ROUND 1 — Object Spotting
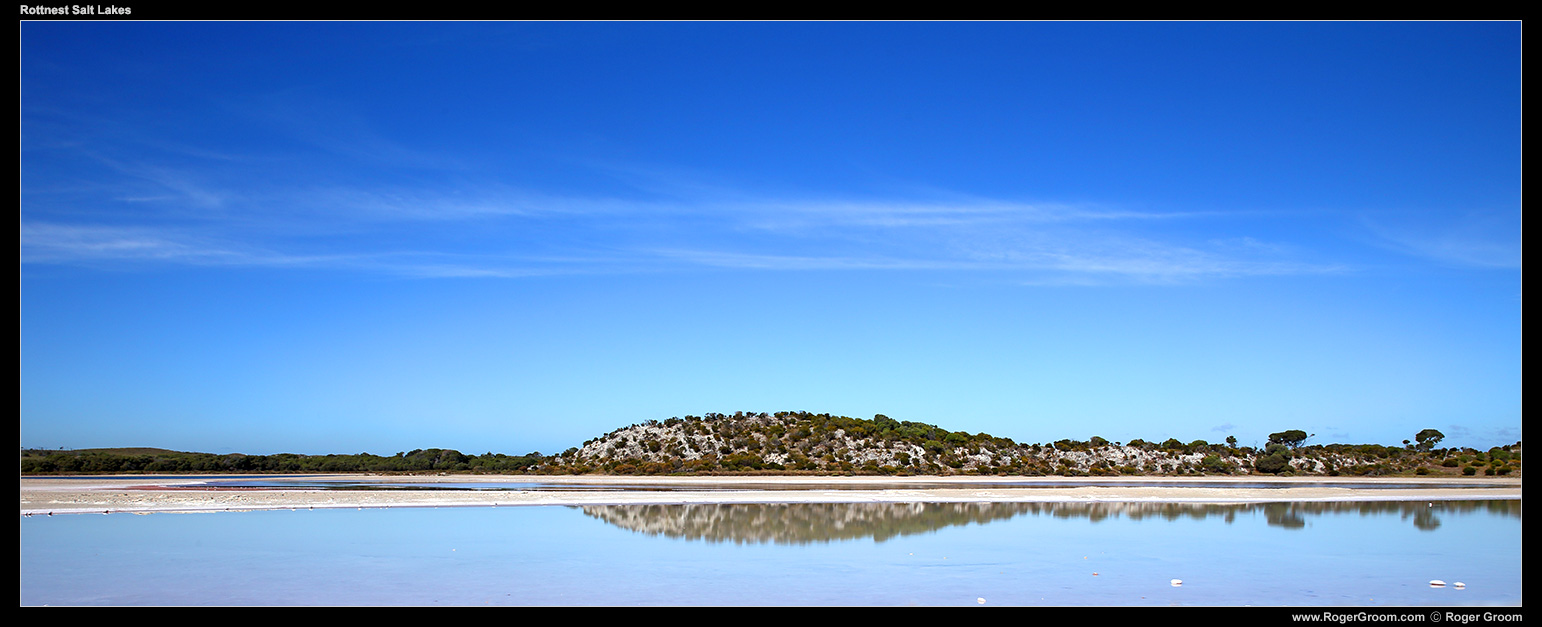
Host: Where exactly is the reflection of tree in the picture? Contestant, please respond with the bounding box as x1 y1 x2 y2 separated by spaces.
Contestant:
578 499 1518 542
1410 507 1441 531
1484 499 1523 520
1262 503 1307 529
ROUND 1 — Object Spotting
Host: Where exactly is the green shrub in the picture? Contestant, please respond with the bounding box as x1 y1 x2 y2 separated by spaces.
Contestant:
1201 454 1233 474
1254 453 1290 474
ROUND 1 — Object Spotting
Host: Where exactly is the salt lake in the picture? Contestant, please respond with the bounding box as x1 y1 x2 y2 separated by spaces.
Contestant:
19 499 1521 606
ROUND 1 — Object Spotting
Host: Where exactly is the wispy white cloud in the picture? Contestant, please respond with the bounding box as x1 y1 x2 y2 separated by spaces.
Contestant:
394 257 645 279
21 222 240 264
994 240 1346 282
24 82 1366 284
1359 210 1522 269
19 221 347 269
69 153 234 212
647 231 1346 283
304 186 679 224
17 120 1363 285
19 220 653 279
19 186 1355 285
660 197 1349 283
735 199 1218 233
646 249 985 271
1490 426 1522 443
232 90 471 172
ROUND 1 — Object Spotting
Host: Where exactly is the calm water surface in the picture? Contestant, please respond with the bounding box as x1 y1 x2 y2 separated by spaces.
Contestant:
19 500 1521 606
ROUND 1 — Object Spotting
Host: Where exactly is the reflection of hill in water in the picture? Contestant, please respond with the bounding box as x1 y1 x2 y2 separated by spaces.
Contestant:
579 500 1520 544
581 502 1023 544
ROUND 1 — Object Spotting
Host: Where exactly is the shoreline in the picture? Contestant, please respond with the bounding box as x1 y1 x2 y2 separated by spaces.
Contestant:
19 474 1522 516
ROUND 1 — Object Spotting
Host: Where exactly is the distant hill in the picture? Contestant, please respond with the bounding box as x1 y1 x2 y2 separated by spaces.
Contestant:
21 447 185 457
535 411 1521 478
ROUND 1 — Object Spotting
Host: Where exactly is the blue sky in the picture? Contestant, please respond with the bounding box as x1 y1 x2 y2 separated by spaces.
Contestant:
20 21 1521 455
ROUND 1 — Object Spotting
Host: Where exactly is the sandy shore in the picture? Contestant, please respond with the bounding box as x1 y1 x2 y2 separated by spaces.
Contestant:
18 474 1521 516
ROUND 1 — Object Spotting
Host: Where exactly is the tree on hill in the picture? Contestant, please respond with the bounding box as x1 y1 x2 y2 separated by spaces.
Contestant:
1415 429 1445 452
1268 430 1310 449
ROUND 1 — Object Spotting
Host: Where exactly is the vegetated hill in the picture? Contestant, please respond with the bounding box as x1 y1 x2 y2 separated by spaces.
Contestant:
19 413 1521 477
537 411 1522 477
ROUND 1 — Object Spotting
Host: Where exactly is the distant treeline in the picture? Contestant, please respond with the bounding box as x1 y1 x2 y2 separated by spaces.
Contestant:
18 447 542 474
18 411 1523 477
